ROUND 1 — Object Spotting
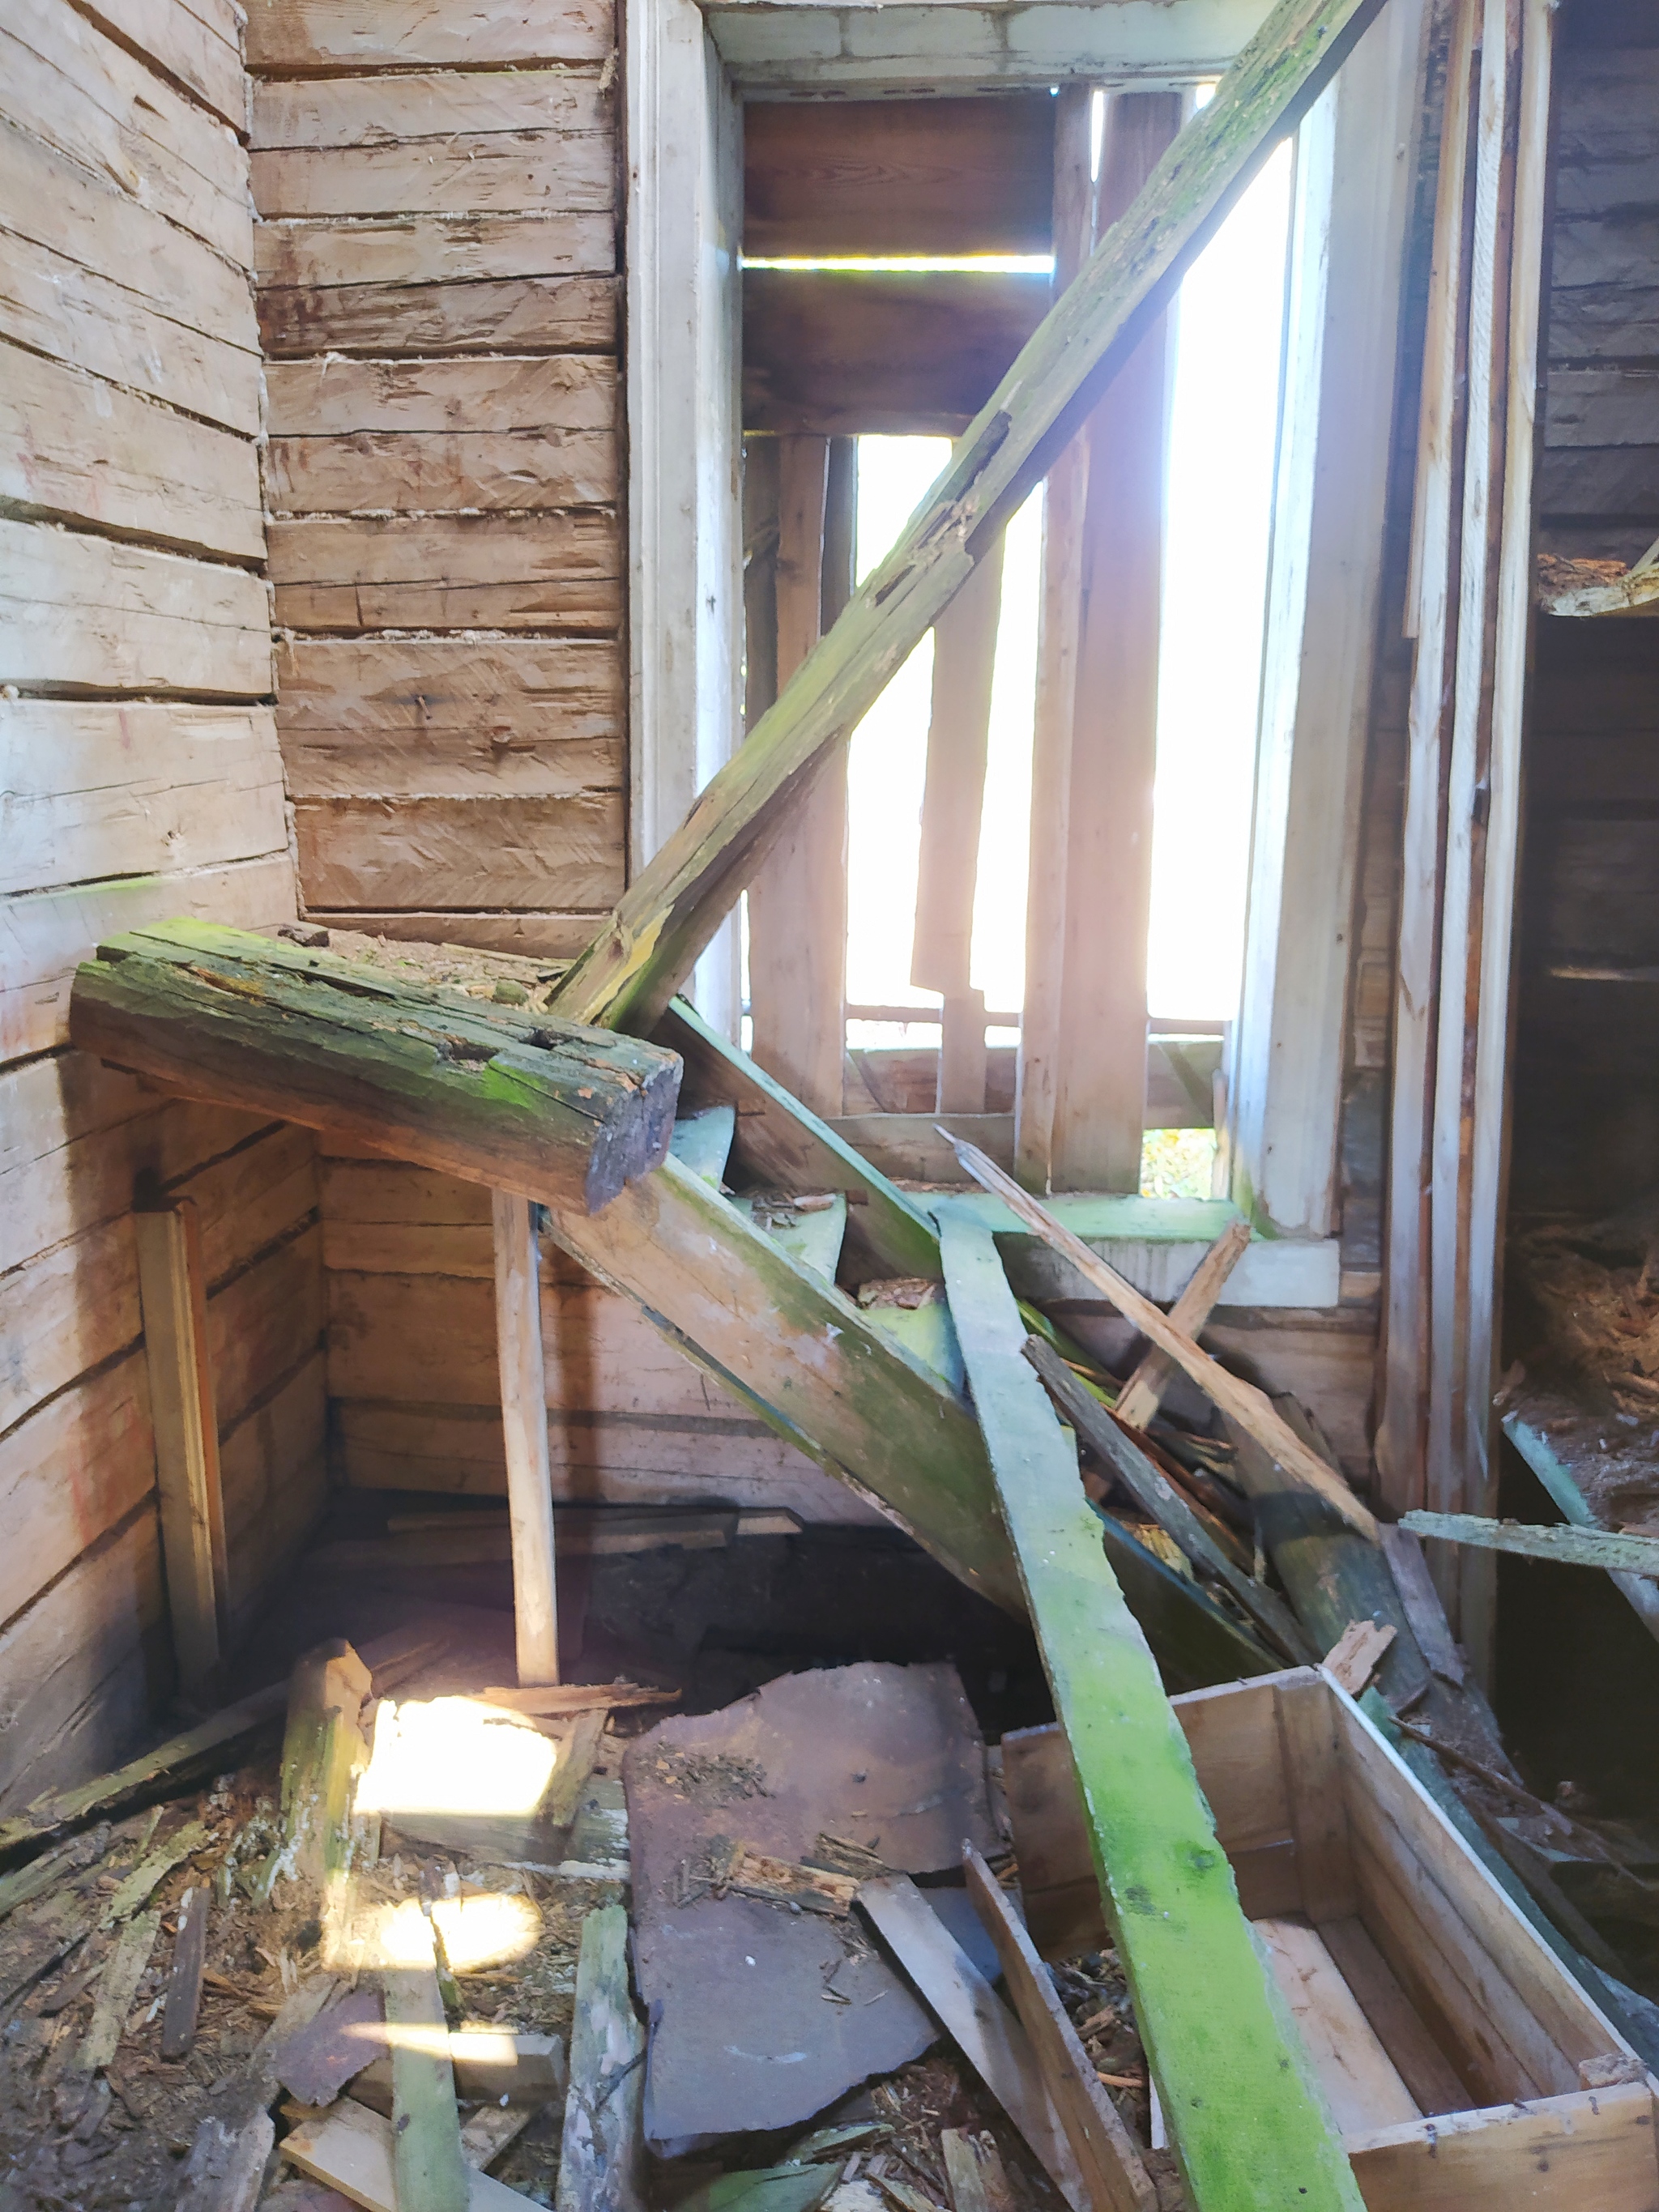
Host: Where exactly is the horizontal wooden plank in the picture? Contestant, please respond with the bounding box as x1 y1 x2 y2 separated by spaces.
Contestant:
292 792 625 909
1549 283 1659 364
1534 815 1659 967
247 0 611 69
0 853 296 1062
0 343 262 563
0 1216 140 1438
0 225 261 436
331 1395 880 1518
268 513 621 633
255 211 615 291
254 66 608 146
1347 2084 1659 2212
177 1122 321 1290
0 115 258 356
0 1511 168 1814
266 433 616 512
706 0 1272 91
744 267 1048 435
258 272 618 357
1550 213 1659 296
220 1349 328 1632
208 1222 326 1434
304 910 602 955
0 519 271 697
1545 367 1659 449
265 354 613 435
1537 445 1659 521
1 702 287 900
0 1356 153 1638
744 94 1053 257
0 0 251 266
274 634 623 736
85 0 245 128
284 735 621 799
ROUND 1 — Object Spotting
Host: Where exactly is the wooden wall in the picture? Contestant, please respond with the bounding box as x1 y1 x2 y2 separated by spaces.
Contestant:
247 0 626 956
0 0 325 1806
1510 0 1659 1225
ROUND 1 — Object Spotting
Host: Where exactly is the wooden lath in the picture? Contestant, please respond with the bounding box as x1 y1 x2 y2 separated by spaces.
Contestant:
548 0 1393 1038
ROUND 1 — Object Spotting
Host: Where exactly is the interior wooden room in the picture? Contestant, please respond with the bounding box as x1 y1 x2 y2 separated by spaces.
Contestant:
7 0 1659 2206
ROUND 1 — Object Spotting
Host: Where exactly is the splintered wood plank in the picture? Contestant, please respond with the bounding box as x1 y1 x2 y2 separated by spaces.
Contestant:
857 1874 1086 2205
247 0 613 70
134 1198 228 1697
744 96 1056 258
161 1883 209 2059
0 520 271 698
70 920 680 1217
962 1846 1156 2212
557 1903 644 2212
544 1157 1018 1610
1115 1219 1252 1429
268 515 621 635
1252 1916 1419 2136
936 1205 1363 2212
550 0 1391 1034
0 343 262 564
493 1191 558 1685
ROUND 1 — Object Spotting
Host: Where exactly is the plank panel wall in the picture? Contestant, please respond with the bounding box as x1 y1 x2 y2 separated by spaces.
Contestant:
1510 2 1659 1226
248 0 626 954
0 0 326 1808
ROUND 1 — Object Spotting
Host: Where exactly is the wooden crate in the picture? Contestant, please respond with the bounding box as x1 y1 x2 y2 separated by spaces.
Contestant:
1002 1669 1659 2210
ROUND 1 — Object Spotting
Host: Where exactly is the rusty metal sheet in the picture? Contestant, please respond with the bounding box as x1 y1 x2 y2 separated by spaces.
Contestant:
625 1662 996 2152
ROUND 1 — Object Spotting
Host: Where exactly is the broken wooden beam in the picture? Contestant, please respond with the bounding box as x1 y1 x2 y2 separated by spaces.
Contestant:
1115 1218 1251 1430
945 1134 1377 1539
1026 1336 1313 1667
1401 1512 1659 1576
557 1903 645 2212
548 0 1390 1034
161 1883 209 2061
70 919 681 1216
258 1639 371 1920
936 1203 1363 2212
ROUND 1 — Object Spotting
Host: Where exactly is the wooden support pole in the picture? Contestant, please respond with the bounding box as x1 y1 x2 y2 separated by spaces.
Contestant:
1021 91 1182 1195
936 1204 1363 2212
914 536 1008 1114
748 434 847 1117
493 1191 559 1686
133 1193 226 1700
548 0 1392 1037
72 921 681 1217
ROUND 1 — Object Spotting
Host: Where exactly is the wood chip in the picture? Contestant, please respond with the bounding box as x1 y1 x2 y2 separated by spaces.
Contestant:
1322 1618 1397 1697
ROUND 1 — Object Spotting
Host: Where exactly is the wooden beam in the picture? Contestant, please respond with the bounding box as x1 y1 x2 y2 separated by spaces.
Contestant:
914 535 1007 1115
1115 1217 1251 1429
1025 1336 1314 1665
1401 1512 1659 1576
387 1925 469 2212
559 1903 645 2212
70 920 681 1216
133 1194 226 1699
1377 0 1481 1513
748 434 847 1117
549 0 1393 1037
1051 90 1181 1192
935 1204 1363 2212
962 1844 1156 2212
944 1132 1378 1537
493 1191 558 1685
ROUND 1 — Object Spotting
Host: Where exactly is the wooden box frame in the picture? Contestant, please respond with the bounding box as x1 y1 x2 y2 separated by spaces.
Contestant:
1002 1669 1659 2210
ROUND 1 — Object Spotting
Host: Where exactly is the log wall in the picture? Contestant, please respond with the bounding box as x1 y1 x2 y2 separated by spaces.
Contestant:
247 0 627 955
0 0 325 1806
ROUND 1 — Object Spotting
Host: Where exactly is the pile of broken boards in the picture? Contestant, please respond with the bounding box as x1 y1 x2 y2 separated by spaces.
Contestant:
0 1630 1163 2212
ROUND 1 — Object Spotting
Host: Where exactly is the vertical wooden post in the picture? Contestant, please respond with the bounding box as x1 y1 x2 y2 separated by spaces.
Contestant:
747 433 847 1115
493 1191 559 1686
1017 90 1179 1193
134 1195 226 1700
913 536 1008 1115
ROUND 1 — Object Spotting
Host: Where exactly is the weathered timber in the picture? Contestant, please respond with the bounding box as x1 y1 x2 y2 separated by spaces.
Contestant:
936 1204 1362 2212
387 1918 469 2212
543 1154 1020 1612
941 2129 1017 2212
657 996 941 1281
70 921 679 1216
945 1135 1378 1538
75 1909 160 2073
1501 1407 1659 1647
260 1641 371 1917
557 1903 645 2212
493 1191 559 1685
1115 1218 1251 1430
548 0 1390 1033
1026 1336 1313 1666
1402 1512 1659 1575
284 2096 526 2208
161 1883 209 2060
963 1845 1155 2212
